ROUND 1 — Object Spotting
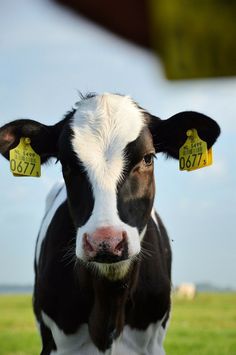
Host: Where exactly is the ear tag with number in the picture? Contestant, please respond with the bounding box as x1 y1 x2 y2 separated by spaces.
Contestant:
9 137 41 177
179 129 213 171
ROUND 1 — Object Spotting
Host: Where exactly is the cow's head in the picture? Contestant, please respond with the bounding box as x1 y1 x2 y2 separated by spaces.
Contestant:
0 93 220 280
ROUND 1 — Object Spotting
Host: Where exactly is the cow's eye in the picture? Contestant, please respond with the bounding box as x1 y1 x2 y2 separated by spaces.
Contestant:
143 153 155 166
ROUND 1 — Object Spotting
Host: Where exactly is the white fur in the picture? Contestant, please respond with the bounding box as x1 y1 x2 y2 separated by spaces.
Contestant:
72 94 144 190
42 311 167 355
71 94 145 278
140 225 147 241
151 209 161 235
35 182 66 264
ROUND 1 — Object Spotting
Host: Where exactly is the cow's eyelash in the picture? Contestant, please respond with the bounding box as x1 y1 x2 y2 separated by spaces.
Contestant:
143 153 156 166
152 153 157 159
144 152 156 158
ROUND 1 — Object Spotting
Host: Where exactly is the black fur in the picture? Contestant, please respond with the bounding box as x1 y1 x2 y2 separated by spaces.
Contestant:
0 94 220 353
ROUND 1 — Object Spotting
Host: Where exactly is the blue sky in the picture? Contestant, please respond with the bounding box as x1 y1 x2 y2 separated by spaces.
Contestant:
0 0 235 288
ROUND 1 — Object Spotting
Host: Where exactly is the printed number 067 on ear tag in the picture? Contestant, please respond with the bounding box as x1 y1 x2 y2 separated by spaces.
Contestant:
9 137 41 177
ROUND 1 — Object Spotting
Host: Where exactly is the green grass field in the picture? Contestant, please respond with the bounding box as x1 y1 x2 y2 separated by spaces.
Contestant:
0 293 235 355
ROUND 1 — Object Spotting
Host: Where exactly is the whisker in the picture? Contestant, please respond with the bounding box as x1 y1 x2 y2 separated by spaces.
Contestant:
61 238 77 266
140 248 153 259
141 240 154 247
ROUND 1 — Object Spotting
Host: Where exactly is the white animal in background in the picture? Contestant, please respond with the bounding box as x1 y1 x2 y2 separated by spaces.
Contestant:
175 283 197 300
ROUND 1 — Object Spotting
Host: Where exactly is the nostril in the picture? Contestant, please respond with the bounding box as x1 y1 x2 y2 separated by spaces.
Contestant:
115 239 124 252
114 231 127 252
84 233 94 252
122 231 128 239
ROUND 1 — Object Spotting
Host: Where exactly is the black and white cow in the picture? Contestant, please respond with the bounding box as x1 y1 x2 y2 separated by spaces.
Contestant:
0 93 220 354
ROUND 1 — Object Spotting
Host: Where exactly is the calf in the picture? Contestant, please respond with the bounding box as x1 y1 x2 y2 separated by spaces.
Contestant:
0 93 220 354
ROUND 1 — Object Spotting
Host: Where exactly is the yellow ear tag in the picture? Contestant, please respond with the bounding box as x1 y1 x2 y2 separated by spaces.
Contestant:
9 137 41 177
179 129 213 171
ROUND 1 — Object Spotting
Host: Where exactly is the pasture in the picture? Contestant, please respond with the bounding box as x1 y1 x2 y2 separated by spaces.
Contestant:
0 293 235 355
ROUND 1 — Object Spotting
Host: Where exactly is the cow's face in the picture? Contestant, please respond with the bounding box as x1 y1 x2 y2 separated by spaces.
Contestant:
58 94 156 279
0 93 221 280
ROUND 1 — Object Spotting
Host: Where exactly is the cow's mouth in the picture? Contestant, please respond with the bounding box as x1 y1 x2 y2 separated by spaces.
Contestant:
89 249 129 264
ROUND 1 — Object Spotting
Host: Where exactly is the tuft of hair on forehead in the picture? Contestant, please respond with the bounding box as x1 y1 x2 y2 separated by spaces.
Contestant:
71 93 145 190
76 91 97 102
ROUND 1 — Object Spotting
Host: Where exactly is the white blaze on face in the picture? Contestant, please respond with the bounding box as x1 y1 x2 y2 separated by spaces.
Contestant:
71 94 145 278
72 94 144 190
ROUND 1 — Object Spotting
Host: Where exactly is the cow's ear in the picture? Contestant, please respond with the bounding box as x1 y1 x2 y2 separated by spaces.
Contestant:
149 111 221 159
0 118 67 163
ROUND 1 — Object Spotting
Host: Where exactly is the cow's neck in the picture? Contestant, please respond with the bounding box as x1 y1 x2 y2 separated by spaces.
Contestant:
77 261 139 351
